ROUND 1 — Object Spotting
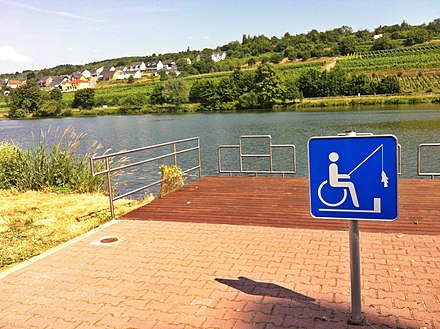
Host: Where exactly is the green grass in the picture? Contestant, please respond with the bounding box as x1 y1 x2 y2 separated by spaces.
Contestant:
0 190 153 271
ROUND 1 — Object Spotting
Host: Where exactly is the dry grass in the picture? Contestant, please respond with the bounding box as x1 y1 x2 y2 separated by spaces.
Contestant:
0 190 153 271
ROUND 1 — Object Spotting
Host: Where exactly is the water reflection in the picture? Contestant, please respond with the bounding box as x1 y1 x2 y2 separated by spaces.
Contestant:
1 105 439 189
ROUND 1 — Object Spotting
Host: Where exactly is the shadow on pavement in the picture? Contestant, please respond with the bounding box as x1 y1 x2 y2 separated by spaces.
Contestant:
215 276 315 302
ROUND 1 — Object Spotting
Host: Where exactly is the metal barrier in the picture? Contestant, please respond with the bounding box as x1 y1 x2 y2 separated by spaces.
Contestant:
218 135 296 176
418 143 440 179
90 137 202 217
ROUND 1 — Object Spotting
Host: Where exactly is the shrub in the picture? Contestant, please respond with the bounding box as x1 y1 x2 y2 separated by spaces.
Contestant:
0 143 23 189
159 164 185 197
238 91 260 109
72 88 95 109
377 75 401 94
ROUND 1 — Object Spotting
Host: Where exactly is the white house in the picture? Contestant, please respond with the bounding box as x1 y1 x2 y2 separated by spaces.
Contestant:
211 51 226 62
162 59 176 70
116 70 131 80
115 65 128 72
132 70 142 79
81 69 91 79
373 34 383 40
129 61 146 72
90 67 104 77
145 60 163 73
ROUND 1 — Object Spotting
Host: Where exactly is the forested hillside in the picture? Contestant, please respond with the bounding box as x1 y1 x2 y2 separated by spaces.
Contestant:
1 18 439 80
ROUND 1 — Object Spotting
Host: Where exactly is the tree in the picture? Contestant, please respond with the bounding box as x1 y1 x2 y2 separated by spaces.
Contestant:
161 79 189 106
323 67 349 96
247 57 256 66
282 77 302 101
72 88 95 109
254 63 284 107
270 52 284 64
404 28 429 46
127 75 135 84
338 37 357 55
176 58 191 74
150 84 164 105
49 88 62 102
26 72 36 81
298 68 323 98
349 74 373 95
231 69 251 94
372 34 395 51
8 81 44 118
377 76 401 94
217 77 239 102
189 80 218 105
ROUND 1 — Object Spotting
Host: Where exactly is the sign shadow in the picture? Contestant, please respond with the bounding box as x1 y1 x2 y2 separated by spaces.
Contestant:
215 276 315 302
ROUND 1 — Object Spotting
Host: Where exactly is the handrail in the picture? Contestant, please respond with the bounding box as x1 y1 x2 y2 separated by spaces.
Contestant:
218 135 296 177
90 137 202 217
417 143 440 179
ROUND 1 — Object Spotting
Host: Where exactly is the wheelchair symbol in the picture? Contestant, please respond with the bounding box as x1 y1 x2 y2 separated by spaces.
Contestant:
317 149 387 214
318 179 347 207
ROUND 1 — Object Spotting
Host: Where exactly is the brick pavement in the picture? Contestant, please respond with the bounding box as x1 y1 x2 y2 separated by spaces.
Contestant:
0 219 439 329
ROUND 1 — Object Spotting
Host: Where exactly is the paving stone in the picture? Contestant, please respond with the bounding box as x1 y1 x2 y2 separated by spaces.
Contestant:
0 220 439 328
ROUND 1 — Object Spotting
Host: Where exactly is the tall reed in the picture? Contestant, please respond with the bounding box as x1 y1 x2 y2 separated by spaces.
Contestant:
0 127 108 193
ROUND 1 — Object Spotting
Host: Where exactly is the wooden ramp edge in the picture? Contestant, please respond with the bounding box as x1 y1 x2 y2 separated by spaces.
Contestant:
121 176 440 235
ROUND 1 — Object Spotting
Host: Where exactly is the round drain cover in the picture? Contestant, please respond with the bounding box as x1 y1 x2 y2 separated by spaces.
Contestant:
100 237 118 244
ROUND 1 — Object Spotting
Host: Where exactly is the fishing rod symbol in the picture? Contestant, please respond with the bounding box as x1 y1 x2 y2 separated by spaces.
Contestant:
318 144 388 212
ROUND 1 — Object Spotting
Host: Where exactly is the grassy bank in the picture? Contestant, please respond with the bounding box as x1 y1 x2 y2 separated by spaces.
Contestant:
278 92 440 110
1 92 439 119
0 190 153 271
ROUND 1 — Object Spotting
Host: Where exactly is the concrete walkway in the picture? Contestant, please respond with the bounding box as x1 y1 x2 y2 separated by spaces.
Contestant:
0 219 439 328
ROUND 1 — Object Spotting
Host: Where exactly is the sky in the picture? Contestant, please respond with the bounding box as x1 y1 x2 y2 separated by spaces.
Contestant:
0 0 439 74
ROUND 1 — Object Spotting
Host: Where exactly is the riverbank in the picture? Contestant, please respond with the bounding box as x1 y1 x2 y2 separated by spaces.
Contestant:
286 92 440 109
0 190 153 271
1 92 440 119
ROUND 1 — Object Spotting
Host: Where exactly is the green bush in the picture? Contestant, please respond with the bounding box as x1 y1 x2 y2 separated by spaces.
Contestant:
72 88 95 109
159 164 185 197
0 143 24 189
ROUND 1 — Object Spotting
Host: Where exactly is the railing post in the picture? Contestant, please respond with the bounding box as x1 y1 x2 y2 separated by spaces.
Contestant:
105 157 115 218
173 142 178 167
197 138 202 178
269 136 273 172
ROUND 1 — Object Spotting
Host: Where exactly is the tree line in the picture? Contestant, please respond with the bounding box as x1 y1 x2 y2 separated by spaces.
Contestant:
7 82 96 118
6 63 402 117
151 64 401 110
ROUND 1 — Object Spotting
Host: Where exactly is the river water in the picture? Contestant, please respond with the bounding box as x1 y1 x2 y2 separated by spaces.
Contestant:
1 104 439 192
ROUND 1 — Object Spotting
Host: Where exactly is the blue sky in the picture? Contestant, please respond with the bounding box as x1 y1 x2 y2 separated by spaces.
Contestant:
0 0 439 74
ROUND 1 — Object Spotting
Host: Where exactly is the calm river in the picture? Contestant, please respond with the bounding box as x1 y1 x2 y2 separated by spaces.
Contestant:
1 104 440 189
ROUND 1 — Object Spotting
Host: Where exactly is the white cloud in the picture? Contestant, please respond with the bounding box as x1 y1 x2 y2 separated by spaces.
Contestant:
0 45 32 63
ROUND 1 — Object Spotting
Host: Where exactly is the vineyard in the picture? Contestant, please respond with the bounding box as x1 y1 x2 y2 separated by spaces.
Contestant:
338 45 440 73
397 73 440 92
277 61 325 80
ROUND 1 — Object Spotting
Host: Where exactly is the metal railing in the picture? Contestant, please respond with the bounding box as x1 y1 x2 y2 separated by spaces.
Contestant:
218 135 296 176
418 143 440 179
90 137 202 217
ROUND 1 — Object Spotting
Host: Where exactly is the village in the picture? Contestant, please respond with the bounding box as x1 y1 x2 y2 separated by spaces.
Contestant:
0 51 228 95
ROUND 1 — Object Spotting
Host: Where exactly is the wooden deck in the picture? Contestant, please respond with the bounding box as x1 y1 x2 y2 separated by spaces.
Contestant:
122 176 440 235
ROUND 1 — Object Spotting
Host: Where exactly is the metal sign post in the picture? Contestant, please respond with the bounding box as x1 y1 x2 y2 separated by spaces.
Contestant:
308 132 398 325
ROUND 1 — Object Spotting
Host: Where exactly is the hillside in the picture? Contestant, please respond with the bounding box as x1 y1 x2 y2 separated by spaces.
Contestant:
1 18 439 80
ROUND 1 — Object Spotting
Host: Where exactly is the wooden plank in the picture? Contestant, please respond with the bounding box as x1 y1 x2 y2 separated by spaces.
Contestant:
121 177 440 235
